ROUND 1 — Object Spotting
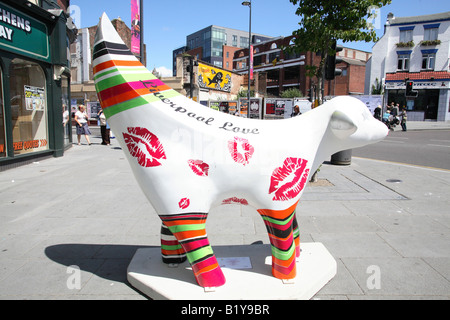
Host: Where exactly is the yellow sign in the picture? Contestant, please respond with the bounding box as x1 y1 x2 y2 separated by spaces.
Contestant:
198 63 232 92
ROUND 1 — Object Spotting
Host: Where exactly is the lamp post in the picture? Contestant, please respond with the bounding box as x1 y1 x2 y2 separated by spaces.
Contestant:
242 0 251 118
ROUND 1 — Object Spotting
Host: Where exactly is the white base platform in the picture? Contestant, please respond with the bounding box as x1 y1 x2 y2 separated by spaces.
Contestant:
127 243 336 300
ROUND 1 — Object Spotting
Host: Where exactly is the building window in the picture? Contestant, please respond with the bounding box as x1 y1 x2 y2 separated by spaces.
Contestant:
9 58 49 156
424 24 440 41
0 66 5 158
424 28 438 41
240 37 249 49
232 35 238 47
397 54 410 71
399 27 414 43
422 53 436 70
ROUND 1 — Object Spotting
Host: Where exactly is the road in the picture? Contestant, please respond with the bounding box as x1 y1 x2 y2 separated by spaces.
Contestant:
352 129 450 170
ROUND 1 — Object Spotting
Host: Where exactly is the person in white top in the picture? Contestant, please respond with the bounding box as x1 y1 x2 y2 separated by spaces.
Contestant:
75 105 92 145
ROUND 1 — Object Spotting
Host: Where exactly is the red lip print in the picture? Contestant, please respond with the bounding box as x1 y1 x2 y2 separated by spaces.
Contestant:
188 160 210 177
179 198 190 209
123 127 166 168
228 137 254 166
269 157 310 201
222 197 249 206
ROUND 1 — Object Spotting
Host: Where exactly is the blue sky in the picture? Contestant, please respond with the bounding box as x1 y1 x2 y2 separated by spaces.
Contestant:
71 0 450 76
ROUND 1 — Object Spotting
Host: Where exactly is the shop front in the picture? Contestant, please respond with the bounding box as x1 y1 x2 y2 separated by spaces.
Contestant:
385 72 450 122
0 1 75 170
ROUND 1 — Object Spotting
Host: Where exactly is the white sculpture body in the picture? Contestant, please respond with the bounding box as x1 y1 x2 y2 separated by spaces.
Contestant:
93 13 388 288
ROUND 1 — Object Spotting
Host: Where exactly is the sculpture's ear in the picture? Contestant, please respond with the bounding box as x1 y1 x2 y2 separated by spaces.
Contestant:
330 110 357 139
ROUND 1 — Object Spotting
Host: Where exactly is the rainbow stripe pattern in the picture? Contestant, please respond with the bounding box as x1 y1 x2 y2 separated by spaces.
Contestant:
93 37 180 119
160 213 226 287
160 224 187 264
258 201 300 279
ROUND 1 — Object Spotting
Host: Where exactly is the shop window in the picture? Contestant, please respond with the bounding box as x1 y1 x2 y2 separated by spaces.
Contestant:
9 59 48 155
61 75 71 146
0 67 5 158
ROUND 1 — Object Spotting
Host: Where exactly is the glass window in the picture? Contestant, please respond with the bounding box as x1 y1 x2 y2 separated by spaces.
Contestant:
240 37 249 49
9 58 48 155
61 75 71 146
400 29 413 43
424 28 438 41
422 53 436 70
397 54 410 71
0 66 6 158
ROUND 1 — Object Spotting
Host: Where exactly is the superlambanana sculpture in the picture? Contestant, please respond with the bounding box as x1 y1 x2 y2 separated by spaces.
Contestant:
93 13 388 288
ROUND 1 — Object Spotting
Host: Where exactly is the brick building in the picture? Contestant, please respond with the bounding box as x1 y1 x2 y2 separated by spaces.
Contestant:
233 35 371 99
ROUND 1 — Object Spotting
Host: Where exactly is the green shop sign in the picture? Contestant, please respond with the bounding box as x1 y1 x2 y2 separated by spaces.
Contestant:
0 3 50 62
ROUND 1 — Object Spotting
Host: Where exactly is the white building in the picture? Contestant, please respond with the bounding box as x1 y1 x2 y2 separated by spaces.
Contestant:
366 12 450 121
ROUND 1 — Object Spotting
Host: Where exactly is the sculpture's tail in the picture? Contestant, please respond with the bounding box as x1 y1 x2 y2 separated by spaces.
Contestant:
93 13 180 119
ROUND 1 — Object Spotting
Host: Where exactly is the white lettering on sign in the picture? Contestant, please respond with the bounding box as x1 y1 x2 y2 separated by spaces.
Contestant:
0 24 13 41
0 8 32 33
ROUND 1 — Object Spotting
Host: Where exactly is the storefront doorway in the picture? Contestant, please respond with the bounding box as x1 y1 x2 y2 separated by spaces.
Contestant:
388 89 439 120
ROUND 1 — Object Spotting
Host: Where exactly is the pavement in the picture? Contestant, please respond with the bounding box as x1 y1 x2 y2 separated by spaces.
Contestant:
0 122 449 300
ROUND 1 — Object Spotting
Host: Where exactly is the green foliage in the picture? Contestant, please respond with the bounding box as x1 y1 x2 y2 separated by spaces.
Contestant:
371 77 383 95
238 89 255 98
280 88 304 98
287 0 392 103
289 0 392 54
396 41 415 48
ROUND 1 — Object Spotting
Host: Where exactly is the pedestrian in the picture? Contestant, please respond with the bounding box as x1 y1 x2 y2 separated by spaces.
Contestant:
400 107 407 132
392 103 399 117
98 109 111 145
291 105 301 117
75 105 92 145
374 105 382 121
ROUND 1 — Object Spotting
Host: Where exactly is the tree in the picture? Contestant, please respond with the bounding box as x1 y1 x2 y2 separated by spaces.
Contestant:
280 88 304 98
288 0 391 104
371 77 383 95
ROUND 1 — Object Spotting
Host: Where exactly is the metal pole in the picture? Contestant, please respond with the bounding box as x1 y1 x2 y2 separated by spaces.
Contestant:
247 0 251 118
140 0 144 64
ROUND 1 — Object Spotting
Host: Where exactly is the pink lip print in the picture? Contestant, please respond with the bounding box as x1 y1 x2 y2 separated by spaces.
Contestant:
179 198 190 209
123 127 167 168
228 137 254 166
222 197 249 206
188 160 210 177
269 157 310 201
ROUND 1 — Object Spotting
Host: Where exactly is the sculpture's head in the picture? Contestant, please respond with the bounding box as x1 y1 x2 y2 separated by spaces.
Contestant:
326 96 389 151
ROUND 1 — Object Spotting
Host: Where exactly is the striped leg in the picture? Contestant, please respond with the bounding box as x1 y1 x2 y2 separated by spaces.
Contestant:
160 213 226 288
160 223 187 264
292 213 301 258
258 201 299 280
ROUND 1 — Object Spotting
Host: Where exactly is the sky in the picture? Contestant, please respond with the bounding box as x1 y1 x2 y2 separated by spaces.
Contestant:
71 0 450 76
